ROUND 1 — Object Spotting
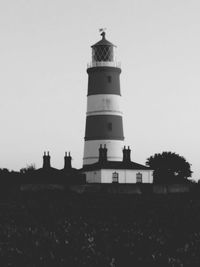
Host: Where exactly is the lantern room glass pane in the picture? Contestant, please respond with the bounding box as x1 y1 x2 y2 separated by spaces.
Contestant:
92 46 114 62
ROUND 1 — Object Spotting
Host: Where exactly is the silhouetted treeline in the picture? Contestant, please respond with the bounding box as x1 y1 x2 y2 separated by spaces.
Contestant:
0 168 85 186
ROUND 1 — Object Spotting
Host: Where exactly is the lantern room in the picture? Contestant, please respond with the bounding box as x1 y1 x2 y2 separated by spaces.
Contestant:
88 31 120 68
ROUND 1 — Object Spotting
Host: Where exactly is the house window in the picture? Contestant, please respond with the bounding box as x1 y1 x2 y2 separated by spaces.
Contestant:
107 76 112 83
108 122 112 131
112 172 119 183
136 172 142 183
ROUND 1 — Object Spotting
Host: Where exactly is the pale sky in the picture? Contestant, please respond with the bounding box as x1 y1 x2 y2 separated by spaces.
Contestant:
0 0 200 180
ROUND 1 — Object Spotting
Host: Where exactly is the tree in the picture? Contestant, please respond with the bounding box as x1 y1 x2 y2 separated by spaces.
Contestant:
0 168 9 174
20 164 36 174
146 152 192 184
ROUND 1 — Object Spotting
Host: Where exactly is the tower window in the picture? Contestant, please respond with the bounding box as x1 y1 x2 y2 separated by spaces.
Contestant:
112 172 119 183
136 173 142 183
107 76 112 83
108 122 112 131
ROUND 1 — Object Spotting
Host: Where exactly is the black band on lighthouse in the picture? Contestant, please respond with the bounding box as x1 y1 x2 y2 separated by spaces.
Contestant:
87 67 121 96
85 115 124 141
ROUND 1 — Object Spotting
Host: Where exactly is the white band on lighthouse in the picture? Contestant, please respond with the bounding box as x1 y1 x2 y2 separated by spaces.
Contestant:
86 94 122 116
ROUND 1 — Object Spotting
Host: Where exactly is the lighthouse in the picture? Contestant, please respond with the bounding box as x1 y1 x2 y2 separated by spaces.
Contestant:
83 31 124 165
81 31 153 183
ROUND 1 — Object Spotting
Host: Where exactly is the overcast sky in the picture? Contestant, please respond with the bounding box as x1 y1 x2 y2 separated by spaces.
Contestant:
0 0 199 180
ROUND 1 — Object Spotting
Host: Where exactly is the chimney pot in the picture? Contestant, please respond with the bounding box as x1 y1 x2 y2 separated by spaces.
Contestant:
64 152 72 170
43 151 51 169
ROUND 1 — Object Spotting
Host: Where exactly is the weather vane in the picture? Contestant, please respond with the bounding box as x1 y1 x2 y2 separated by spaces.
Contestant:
99 28 107 38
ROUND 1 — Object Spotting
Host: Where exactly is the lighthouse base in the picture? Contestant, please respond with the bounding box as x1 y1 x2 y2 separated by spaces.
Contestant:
83 140 124 166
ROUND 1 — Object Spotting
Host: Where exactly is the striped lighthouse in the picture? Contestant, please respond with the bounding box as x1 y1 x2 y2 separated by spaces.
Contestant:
83 31 124 165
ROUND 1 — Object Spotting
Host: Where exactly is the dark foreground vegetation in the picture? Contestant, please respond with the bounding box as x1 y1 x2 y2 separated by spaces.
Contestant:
1 189 200 266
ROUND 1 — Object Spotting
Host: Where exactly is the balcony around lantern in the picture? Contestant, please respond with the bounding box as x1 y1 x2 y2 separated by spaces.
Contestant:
87 61 121 69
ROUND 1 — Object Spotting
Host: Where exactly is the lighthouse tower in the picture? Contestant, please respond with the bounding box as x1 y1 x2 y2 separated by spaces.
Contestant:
83 31 124 165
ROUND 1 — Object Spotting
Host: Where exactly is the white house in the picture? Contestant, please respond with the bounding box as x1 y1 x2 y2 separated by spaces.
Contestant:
82 145 153 184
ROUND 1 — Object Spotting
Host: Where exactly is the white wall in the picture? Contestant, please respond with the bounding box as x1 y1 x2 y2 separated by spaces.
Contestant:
85 170 101 183
85 169 153 183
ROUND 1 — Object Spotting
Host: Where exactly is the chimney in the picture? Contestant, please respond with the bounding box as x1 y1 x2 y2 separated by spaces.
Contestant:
127 146 131 162
99 144 107 164
123 146 127 162
64 152 72 170
99 144 103 163
123 146 131 163
43 151 51 169
103 144 107 162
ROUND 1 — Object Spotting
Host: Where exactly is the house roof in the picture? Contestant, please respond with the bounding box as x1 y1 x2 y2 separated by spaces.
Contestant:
81 160 152 172
36 167 59 174
35 167 78 175
60 168 79 174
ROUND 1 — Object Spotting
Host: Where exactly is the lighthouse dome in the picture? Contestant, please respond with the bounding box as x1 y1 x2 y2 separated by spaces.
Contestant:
91 36 116 48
